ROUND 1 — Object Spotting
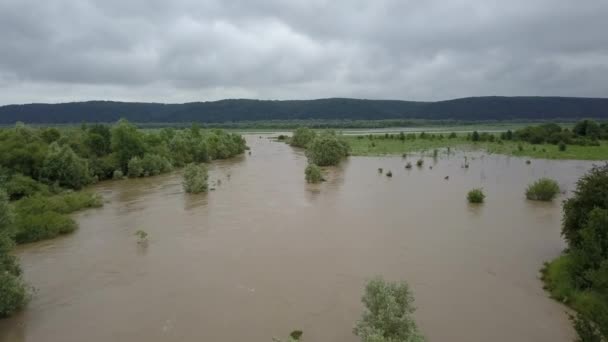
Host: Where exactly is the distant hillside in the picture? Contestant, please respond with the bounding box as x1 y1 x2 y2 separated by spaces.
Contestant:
1 96 607 124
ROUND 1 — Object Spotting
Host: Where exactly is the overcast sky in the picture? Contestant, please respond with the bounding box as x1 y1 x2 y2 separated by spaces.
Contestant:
0 0 607 105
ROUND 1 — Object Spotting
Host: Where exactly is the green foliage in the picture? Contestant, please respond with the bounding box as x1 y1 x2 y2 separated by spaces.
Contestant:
272 330 303 342
41 143 92 189
112 170 124 180
542 165 608 341
135 230 148 243
4 173 50 200
111 119 146 172
525 178 560 201
291 127 317 148
306 133 349 166
563 164 608 248
0 190 28 317
182 163 209 194
12 192 102 244
354 277 425 342
559 141 567 151
305 164 323 183
467 188 485 203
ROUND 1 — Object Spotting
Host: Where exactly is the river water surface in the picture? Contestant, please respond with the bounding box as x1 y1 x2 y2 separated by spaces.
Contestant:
0 135 598 342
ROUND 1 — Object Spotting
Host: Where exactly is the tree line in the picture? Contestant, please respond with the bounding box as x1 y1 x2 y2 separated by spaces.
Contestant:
2 96 608 124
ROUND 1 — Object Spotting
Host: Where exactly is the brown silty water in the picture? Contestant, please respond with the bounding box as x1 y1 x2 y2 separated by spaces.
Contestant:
0 134 597 341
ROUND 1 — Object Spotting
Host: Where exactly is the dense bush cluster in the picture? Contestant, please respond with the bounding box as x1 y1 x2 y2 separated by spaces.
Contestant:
525 178 560 201
354 277 425 342
542 164 608 340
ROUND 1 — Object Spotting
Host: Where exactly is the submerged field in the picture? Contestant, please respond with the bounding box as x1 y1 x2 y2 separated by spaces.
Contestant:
343 135 608 160
0 134 597 342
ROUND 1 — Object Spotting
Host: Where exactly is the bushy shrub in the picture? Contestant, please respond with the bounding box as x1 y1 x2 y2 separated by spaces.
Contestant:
305 164 323 183
291 127 317 148
4 173 50 200
14 210 77 244
416 159 424 167
0 271 27 318
525 178 560 201
113 169 124 180
182 163 209 193
306 133 349 166
467 188 485 203
41 143 92 189
127 156 144 177
558 141 567 151
354 277 425 342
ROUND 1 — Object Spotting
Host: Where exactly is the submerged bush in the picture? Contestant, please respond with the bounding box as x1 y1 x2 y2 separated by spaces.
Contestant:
182 163 209 193
467 188 485 203
305 164 323 183
525 178 560 201
416 159 424 167
14 211 77 244
306 133 349 166
354 277 425 342
405 162 412 169
0 270 28 318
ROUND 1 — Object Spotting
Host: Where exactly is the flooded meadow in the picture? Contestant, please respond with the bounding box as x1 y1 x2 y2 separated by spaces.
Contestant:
0 135 597 342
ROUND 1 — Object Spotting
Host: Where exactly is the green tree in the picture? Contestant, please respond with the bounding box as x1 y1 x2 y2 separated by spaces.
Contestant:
110 119 145 172
467 188 485 203
41 143 92 189
354 277 425 342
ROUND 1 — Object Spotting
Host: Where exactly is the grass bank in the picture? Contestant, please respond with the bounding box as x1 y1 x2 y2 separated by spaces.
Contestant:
342 135 608 160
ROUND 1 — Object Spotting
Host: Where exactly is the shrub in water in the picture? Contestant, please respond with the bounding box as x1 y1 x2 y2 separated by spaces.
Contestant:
416 159 424 167
182 163 209 193
290 127 316 148
305 164 323 183
467 188 485 203
354 277 425 342
386 171 392 177
526 178 560 201
306 133 349 166
405 162 412 169
112 169 124 180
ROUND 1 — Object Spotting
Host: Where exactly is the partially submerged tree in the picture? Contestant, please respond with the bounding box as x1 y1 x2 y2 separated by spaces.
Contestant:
354 277 425 342
306 133 349 166
182 163 209 194
305 164 323 183
467 188 485 203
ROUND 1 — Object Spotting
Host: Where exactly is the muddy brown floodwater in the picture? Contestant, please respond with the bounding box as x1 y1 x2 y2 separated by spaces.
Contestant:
0 135 599 342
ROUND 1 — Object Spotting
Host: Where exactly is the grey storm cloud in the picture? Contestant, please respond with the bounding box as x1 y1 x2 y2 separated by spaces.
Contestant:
0 0 607 104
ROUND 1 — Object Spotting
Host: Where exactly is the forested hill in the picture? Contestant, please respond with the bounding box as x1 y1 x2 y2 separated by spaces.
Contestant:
1 96 608 124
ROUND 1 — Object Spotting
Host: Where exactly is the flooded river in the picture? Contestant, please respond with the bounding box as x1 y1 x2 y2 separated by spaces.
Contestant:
0 135 598 342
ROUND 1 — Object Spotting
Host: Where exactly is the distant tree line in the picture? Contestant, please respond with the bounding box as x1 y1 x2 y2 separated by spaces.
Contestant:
2 96 608 124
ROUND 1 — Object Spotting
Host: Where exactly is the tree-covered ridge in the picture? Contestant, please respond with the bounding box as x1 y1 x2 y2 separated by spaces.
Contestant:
2 96 608 124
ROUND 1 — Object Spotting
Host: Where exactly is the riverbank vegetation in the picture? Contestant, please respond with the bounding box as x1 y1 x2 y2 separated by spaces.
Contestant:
0 120 246 242
305 132 350 166
542 164 608 341
341 120 608 160
525 178 560 201
354 277 425 342
0 121 246 318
